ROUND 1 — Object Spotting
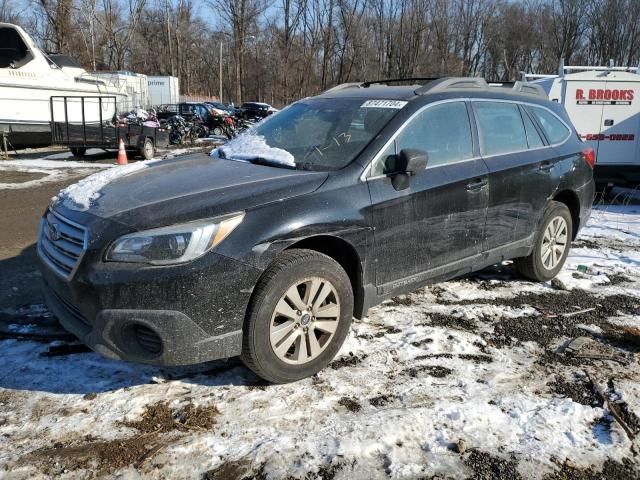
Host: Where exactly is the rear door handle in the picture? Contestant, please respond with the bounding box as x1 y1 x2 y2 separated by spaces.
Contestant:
539 161 553 171
466 177 487 191
604 119 614 126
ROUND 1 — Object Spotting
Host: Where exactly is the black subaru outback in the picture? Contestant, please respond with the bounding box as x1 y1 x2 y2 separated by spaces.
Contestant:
38 77 595 383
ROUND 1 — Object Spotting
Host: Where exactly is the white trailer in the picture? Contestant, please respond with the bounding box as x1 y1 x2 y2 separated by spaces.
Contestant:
148 76 180 106
524 64 640 188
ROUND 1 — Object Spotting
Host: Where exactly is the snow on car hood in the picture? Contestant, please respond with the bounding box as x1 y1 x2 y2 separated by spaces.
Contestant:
53 159 163 211
212 134 295 167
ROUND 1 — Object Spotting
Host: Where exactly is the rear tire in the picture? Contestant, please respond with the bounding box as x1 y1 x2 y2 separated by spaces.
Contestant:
140 138 154 160
241 249 353 383
515 201 572 282
70 147 86 157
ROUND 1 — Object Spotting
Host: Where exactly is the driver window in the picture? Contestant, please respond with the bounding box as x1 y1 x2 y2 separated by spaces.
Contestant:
396 102 473 167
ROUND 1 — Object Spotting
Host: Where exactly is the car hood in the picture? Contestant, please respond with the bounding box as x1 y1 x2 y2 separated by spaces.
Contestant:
54 153 328 230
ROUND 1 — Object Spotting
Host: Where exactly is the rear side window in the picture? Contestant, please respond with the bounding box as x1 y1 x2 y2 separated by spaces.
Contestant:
473 102 528 156
528 106 570 144
396 102 473 168
521 108 545 148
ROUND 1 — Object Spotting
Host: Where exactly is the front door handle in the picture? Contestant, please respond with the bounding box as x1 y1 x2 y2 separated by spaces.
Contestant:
604 119 614 126
466 177 487 191
539 161 553 171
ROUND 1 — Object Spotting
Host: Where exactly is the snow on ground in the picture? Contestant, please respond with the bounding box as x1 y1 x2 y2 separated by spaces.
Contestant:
0 203 639 479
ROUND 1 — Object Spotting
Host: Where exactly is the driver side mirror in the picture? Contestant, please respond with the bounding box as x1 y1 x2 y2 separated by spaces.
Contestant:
391 149 428 191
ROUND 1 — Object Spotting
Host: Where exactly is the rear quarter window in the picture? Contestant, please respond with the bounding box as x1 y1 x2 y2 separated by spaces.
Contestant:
528 106 571 144
473 101 528 156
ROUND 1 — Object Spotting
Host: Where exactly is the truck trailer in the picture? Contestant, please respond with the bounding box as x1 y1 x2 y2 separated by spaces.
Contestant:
525 64 640 190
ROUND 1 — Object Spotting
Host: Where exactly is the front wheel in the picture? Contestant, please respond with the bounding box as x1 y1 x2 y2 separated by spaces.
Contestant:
241 249 353 383
515 201 573 282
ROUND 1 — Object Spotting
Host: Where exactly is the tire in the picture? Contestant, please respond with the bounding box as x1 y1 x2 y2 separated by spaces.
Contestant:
70 147 86 157
515 201 573 282
241 249 354 383
140 138 154 160
212 126 223 136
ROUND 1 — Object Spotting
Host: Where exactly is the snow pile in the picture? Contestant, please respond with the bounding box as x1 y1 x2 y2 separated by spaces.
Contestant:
212 133 295 167
53 160 159 210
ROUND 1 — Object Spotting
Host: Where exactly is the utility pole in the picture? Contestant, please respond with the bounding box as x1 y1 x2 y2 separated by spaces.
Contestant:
219 40 223 102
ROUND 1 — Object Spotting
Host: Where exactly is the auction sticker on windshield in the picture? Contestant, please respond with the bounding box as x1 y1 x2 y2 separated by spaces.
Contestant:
361 100 407 109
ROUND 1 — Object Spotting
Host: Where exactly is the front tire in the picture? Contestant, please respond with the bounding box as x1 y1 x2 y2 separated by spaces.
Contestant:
241 249 353 383
515 201 572 282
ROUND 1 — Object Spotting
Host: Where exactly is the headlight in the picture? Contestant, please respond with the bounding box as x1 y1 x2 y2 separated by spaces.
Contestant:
105 213 244 265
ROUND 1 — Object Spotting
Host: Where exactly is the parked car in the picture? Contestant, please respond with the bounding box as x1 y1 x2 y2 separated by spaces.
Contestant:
38 77 594 383
239 101 273 119
156 102 211 122
204 101 237 117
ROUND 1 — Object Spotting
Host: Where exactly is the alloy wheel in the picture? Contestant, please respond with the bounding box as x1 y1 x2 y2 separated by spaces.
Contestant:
541 216 568 270
269 277 341 365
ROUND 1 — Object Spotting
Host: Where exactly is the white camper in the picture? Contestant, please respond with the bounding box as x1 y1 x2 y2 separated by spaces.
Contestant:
525 64 640 188
148 76 179 106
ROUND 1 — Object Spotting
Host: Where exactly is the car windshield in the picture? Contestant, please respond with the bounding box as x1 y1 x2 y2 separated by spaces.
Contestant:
215 98 404 170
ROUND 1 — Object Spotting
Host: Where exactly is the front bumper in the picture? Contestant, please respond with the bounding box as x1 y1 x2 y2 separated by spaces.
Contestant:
40 248 262 366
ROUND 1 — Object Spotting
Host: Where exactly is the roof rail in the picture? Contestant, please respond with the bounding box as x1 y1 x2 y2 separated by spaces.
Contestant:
322 82 362 93
361 77 442 88
415 77 488 95
510 81 547 98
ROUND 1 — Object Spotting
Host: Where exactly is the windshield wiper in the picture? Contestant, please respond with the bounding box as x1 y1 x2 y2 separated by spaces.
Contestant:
246 157 296 169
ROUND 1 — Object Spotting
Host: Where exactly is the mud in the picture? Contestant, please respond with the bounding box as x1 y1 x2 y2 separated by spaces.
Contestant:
338 397 362 412
423 312 478 332
464 450 522 480
329 352 368 369
27 433 167 475
204 459 266 480
0 171 48 183
548 375 602 407
123 402 219 433
543 458 640 479
404 365 453 378
369 394 401 407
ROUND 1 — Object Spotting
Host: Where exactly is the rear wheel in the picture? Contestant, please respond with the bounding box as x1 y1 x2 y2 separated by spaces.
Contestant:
212 126 224 136
515 201 572 282
241 249 353 383
70 147 86 157
140 138 154 160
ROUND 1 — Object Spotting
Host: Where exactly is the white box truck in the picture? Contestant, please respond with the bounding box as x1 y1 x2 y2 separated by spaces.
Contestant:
148 76 180 106
525 64 640 189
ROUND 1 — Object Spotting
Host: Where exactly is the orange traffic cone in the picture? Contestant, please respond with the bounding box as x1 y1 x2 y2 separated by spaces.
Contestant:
117 138 128 165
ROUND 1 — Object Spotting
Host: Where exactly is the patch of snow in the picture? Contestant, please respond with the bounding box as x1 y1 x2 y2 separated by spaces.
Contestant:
212 133 295 167
53 160 161 211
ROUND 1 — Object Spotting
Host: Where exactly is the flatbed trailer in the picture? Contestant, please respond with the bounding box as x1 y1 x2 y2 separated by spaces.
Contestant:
50 96 169 159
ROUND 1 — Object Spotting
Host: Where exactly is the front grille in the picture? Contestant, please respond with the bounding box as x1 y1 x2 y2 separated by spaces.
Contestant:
134 325 163 354
50 287 91 328
38 209 88 280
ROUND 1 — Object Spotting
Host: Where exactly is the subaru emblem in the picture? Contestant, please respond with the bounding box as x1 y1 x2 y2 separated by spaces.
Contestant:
49 222 61 241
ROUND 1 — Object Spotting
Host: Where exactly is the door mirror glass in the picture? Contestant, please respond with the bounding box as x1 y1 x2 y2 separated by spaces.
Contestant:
398 149 428 174
390 149 428 191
